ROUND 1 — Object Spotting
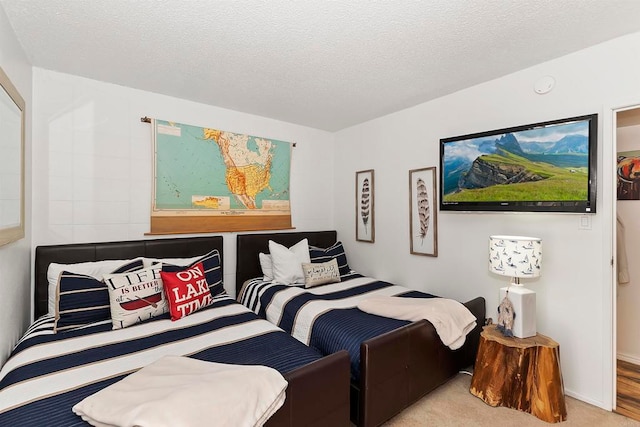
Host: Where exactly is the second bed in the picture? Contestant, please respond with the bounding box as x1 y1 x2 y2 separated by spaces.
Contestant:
236 230 486 427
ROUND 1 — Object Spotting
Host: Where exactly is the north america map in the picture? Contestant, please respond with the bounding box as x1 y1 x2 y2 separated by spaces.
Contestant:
154 120 291 216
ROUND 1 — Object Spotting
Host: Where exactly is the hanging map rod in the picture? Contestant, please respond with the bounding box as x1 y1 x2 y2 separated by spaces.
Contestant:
140 116 295 146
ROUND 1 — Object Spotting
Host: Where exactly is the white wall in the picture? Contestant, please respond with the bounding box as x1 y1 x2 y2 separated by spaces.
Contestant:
31 69 335 297
0 7 32 365
616 122 640 364
334 32 640 409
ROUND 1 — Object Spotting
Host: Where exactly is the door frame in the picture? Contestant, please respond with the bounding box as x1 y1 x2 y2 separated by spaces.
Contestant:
606 100 640 410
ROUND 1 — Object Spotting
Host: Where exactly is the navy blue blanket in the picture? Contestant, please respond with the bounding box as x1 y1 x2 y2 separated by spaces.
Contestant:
240 274 437 380
0 296 322 426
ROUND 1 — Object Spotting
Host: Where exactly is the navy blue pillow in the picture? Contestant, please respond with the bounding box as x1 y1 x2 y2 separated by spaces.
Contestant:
54 259 144 332
309 241 351 276
162 249 224 297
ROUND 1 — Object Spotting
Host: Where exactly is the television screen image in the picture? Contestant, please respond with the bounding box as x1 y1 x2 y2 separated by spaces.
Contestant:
440 114 597 213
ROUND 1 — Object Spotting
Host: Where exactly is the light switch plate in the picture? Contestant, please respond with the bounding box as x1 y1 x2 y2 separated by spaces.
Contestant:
579 215 592 230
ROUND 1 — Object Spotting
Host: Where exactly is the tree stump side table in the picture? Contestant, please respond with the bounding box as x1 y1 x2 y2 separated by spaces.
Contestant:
469 324 567 423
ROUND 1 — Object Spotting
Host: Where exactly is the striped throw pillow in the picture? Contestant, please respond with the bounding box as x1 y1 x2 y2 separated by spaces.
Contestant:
54 259 144 332
162 249 224 296
309 241 351 276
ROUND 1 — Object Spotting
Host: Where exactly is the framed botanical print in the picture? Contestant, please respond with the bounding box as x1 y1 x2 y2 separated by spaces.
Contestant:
409 167 437 256
356 169 375 243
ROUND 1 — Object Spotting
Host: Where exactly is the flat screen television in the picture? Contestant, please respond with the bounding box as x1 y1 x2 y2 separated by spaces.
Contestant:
440 113 597 213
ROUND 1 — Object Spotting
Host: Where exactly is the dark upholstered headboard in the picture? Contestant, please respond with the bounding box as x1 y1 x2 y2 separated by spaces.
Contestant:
235 230 338 295
34 236 224 319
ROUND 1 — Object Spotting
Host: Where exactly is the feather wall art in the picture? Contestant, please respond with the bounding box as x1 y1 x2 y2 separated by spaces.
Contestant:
416 177 430 243
356 169 375 243
360 178 370 233
409 167 437 256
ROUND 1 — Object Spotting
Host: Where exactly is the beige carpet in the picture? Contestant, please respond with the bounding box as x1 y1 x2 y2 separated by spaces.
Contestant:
380 373 640 426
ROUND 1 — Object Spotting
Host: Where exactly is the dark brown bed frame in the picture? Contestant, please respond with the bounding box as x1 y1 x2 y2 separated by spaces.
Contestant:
236 230 487 427
34 236 350 427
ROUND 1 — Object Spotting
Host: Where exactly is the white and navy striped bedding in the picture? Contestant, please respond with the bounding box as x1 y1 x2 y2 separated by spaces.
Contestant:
240 273 437 380
0 295 323 427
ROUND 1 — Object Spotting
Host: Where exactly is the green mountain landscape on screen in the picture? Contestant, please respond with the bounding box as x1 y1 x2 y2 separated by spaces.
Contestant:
443 133 589 202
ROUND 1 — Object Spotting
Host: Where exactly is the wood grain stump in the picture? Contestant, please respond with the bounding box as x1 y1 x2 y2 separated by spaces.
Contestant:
470 325 567 423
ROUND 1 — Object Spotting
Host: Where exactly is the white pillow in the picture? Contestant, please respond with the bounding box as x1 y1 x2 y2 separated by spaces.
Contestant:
268 239 310 285
259 253 273 281
104 264 168 329
47 258 140 315
142 255 202 268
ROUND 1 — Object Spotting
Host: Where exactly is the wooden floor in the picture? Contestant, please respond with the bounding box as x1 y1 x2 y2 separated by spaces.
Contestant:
616 359 640 422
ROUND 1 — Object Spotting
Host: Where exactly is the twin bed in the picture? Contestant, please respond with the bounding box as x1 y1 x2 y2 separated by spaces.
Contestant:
1 236 350 427
235 230 486 427
1 231 485 427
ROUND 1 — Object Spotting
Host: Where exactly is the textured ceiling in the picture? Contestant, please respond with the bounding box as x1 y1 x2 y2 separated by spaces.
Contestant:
2 0 640 131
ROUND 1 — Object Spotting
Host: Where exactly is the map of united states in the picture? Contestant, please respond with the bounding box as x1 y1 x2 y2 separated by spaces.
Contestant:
203 128 272 209
154 120 291 214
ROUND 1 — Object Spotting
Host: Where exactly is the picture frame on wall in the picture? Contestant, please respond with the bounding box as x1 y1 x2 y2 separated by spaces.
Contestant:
409 167 438 257
356 169 375 243
617 150 640 200
0 66 25 247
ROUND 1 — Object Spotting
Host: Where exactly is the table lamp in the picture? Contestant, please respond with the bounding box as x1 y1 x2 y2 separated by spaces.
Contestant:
489 235 542 338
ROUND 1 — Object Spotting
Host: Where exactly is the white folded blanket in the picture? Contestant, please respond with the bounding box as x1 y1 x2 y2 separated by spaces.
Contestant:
357 297 477 350
72 356 288 427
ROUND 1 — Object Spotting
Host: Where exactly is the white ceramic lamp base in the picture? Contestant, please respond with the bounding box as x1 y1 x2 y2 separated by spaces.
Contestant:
499 286 536 338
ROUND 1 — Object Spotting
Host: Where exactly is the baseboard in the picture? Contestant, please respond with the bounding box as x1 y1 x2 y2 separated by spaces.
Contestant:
554 355 639 411
564 388 609 411
617 352 640 366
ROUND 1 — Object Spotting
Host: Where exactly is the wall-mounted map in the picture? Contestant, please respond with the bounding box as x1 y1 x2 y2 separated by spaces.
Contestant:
151 119 292 234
